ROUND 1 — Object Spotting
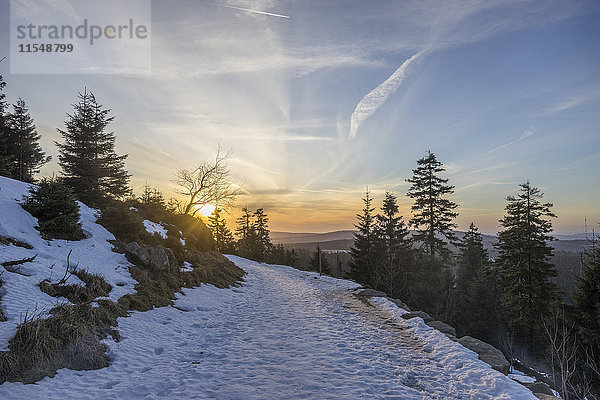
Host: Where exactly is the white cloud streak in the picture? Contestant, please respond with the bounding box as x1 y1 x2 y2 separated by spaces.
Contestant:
349 49 429 139
216 3 290 19
486 128 535 155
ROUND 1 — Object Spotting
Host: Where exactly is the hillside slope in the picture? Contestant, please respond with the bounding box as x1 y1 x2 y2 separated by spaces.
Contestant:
0 176 137 349
0 176 243 384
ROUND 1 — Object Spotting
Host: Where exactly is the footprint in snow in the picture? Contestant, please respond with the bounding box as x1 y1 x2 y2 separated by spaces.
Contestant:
100 381 119 389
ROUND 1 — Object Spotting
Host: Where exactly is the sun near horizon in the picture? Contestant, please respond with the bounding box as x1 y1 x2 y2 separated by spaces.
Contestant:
196 203 217 218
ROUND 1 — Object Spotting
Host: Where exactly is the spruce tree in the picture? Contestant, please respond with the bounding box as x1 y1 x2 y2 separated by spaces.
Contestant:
56 89 130 206
456 223 488 296
572 239 600 357
139 183 165 207
265 244 297 267
235 207 257 258
373 191 411 298
350 189 376 285
0 74 14 176
309 245 331 275
21 178 84 241
235 207 252 240
496 181 558 356
253 208 272 261
454 223 501 342
406 151 458 260
208 207 235 253
7 98 50 182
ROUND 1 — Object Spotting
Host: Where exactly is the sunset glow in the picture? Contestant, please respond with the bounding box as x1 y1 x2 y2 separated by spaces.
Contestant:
196 203 217 218
0 0 598 234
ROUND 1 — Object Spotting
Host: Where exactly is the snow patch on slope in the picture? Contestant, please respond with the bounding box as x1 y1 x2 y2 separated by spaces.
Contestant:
143 219 168 239
0 176 136 350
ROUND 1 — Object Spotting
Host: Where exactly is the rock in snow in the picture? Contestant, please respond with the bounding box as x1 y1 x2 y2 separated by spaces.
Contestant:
124 242 175 272
124 242 151 265
458 335 510 374
532 394 560 400
523 381 554 396
357 288 387 297
427 320 457 337
402 310 434 323
388 297 411 311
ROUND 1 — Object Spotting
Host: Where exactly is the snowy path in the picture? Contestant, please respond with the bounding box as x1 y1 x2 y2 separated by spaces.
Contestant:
0 256 535 399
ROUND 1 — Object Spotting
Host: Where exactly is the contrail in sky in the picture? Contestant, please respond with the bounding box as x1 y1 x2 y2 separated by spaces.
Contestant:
349 49 428 139
486 128 535 155
216 3 290 19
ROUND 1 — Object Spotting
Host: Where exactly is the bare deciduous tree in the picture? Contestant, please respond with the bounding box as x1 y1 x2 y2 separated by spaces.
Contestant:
172 146 242 217
544 308 578 400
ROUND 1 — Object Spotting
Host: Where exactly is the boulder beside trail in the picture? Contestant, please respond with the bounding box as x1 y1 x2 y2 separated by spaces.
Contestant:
458 336 510 374
523 382 553 396
125 242 176 273
401 310 433 323
148 246 170 271
426 320 457 337
357 289 387 297
124 242 150 265
388 298 411 311
532 394 560 400
164 247 179 270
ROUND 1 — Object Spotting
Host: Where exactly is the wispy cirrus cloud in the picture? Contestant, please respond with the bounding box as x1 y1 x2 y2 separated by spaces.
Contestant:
545 86 600 114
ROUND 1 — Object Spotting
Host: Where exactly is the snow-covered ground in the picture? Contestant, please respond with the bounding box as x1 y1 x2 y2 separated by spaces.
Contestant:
0 176 136 350
1 176 536 399
1 251 536 399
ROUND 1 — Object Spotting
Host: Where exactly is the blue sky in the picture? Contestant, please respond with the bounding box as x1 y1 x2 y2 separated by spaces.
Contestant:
1 0 599 233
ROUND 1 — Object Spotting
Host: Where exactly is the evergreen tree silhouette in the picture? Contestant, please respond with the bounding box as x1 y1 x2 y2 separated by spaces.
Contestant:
56 89 130 206
572 232 600 363
406 150 458 260
253 208 272 261
0 74 14 176
7 98 50 182
350 189 376 285
208 207 235 253
454 223 501 342
373 191 411 298
496 181 558 356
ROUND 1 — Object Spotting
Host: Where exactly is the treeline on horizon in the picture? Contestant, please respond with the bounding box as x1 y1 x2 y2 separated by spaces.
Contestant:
1 73 599 399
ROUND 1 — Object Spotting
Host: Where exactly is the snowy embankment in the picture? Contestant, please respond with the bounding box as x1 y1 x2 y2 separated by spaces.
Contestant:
0 176 136 350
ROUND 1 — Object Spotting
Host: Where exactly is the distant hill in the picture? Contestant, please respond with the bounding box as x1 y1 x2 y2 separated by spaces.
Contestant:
271 230 355 244
272 230 593 255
